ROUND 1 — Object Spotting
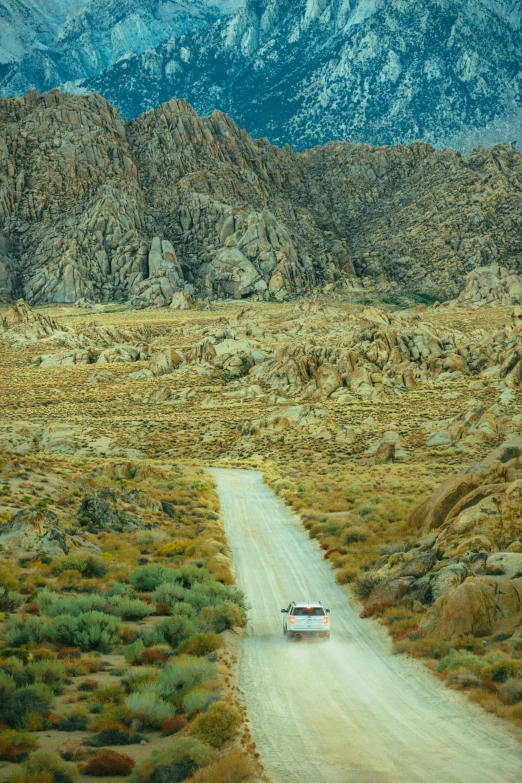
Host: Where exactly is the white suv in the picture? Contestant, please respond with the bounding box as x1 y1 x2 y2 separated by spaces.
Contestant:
281 601 330 639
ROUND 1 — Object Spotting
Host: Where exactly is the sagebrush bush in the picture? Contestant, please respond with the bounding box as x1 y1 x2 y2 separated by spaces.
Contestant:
482 659 522 683
198 602 246 634
19 661 65 693
8 750 79 783
437 652 485 675
122 668 158 692
152 582 186 609
154 658 217 703
352 572 383 599
160 615 197 649
499 678 522 705
128 565 178 592
0 730 38 761
190 701 241 748
0 589 25 614
344 526 370 544
91 685 125 705
0 671 16 698
56 714 89 732
178 633 223 657
49 612 123 651
89 724 145 747
0 684 55 729
38 591 108 618
403 636 451 660
182 689 217 715
110 597 154 621
4 616 48 647
53 556 107 579
161 715 187 736
128 736 215 783
125 691 174 729
191 749 255 783
124 639 145 665
83 749 135 776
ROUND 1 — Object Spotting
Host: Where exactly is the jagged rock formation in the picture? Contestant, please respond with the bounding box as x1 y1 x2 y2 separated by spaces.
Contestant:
361 437 522 639
0 0 239 94
3 91 522 303
80 0 522 151
453 264 522 306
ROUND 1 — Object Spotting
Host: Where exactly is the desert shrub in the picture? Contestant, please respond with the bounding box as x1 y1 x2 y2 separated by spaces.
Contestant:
0 684 55 729
511 702 522 720
498 678 522 705
83 749 135 776
446 670 481 688
0 567 19 592
128 736 215 783
7 750 78 783
53 556 107 579
20 661 65 693
89 705 134 731
56 714 89 732
190 702 241 748
344 526 369 544
198 602 246 634
140 627 167 647
110 597 154 621
57 647 81 660
122 668 158 692
128 565 178 592
125 691 174 729
78 679 98 692
160 616 198 649
0 671 16 698
91 685 125 705
4 616 48 647
192 750 255 783
142 649 168 666
124 639 145 665
0 589 25 614
154 658 217 703
481 658 522 683
152 582 187 609
437 652 485 675
182 689 218 715
352 572 383 599
0 730 38 762
39 593 108 618
184 583 245 614
335 567 358 585
88 725 145 747
178 633 222 657
161 715 187 736
1 656 24 678
405 636 451 660
48 612 122 651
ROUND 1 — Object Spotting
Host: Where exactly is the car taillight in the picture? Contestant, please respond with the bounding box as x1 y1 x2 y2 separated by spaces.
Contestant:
289 616 295 624
323 616 329 624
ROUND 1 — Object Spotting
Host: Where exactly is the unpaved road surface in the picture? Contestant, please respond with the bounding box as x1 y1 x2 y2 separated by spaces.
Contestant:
210 468 522 783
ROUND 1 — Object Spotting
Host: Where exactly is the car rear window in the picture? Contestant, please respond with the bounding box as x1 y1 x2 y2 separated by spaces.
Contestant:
292 607 324 616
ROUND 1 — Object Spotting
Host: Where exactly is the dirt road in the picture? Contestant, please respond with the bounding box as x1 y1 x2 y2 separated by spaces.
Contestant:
209 468 522 783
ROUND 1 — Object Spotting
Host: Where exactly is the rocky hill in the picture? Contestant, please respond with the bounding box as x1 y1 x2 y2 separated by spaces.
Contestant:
2 89 522 304
0 0 240 96
76 0 522 150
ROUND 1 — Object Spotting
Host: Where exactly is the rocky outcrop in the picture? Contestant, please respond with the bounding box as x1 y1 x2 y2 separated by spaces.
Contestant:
0 508 101 557
454 265 522 306
4 91 522 304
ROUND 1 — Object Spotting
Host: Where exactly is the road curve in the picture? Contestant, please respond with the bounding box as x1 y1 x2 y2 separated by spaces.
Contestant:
209 468 522 783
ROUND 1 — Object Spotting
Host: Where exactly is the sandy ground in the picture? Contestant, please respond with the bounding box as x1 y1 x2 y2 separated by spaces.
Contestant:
209 468 522 783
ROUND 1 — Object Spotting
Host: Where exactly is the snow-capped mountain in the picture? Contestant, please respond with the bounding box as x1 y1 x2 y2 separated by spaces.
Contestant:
0 0 242 95
72 0 522 151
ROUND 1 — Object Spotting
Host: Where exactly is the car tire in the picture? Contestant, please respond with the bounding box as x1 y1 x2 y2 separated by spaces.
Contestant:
283 624 287 636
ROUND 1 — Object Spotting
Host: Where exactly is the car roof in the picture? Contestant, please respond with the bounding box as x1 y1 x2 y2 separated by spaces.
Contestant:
292 601 323 607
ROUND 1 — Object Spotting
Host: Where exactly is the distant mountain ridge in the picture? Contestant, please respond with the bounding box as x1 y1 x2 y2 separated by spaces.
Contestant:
0 0 242 95
76 0 522 151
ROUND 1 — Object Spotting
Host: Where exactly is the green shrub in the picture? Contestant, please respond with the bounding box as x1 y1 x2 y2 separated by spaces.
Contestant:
499 678 522 705
128 736 215 783
83 749 135 776
152 582 187 609
0 730 38 761
190 701 241 748
436 652 485 675
17 661 65 694
39 592 108 618
481 658 522 683
195 749 255 783
4 616 48 647
344 526 370 544
178 633 223 657
352 572 383 599
55 714 89 732
0 671 17 699
53 555 107 578
110 597 154 621
91 685 125 705
128 565 178 592
88 726 145 746
182 689 217 716
0 589 25 613
125 691 174 729
160 616 197 650
8 750 79 783
124 639 145 665
154 659 217 703
48 612 122 652
0 684 55 729
122 669 158 692
198 602 246 634
0 656 24 680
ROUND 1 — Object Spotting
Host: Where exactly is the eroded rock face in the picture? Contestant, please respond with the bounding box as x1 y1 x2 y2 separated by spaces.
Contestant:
4 91 522 304
0 508 101 557
455 265 522 306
